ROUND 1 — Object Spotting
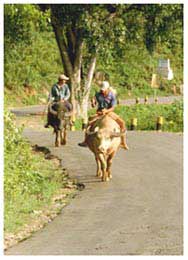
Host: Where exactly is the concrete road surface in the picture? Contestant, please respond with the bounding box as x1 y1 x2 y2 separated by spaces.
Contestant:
10 95 182 116
6 130 183 255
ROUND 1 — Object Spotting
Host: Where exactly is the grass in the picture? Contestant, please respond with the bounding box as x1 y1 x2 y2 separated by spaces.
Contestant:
116 86 178 100
4 149 68 234
115 101 183 132
4 110 76 235
75 100 183 132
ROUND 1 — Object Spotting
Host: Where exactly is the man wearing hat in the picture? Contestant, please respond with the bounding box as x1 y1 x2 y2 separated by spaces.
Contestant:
78 81 129 150
44 74 72 128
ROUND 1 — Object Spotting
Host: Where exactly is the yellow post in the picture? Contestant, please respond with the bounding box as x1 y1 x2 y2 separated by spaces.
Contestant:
144 96 148 104
117 98 121 105
130 118 137 130
71 113 76 131
156 116 164 131
136 97 140 104
82 117 88 131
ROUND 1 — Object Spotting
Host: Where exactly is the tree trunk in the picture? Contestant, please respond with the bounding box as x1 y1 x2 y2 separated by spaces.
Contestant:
80 56 97 124
51 11 96 122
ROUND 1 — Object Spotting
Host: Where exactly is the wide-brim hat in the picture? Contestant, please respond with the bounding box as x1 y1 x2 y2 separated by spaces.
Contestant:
101 81 110 91
58 74 69 81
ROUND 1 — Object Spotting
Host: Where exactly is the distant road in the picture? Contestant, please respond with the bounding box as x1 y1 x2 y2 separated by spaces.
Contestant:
10 95 183 116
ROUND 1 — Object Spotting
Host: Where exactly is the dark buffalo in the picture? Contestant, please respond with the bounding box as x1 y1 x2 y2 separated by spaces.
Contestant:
48 101 72 147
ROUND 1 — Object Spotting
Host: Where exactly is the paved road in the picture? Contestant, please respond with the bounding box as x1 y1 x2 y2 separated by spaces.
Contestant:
6 130 183 255
10 95 182 116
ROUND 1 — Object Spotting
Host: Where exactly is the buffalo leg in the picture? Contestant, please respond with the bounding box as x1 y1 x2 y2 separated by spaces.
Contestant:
98 153 108 182
107 152 115 179
55 130 61 147
63 124 67 144
95 156 102 177
61 128 66 145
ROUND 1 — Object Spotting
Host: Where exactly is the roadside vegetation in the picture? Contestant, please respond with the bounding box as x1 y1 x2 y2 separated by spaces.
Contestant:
75 100 183 133
4 3 183 249
4 4 183 108
4 110 76 244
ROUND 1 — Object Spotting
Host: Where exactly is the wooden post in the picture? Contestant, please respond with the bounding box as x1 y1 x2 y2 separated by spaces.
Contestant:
130 118 137 130
136 97 140 104
82 118 88 131
156 116 163 131
144 96 148 104
117 98 121 105
155 97 158 103
172 85 177 95
71 113 76 131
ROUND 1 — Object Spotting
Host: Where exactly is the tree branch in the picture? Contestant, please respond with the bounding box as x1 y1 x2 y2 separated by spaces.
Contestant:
51 13 73 76
84 56 96 95
74 37 84 72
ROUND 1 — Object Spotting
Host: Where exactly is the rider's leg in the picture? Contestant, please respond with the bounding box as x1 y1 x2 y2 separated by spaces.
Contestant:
44 108 51 128
108 112 129 150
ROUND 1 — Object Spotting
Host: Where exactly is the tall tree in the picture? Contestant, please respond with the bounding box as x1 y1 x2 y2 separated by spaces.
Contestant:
38 4 131 121
38 4 183 121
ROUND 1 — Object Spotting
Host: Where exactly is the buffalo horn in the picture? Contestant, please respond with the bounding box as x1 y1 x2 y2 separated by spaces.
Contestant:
49 103 58 116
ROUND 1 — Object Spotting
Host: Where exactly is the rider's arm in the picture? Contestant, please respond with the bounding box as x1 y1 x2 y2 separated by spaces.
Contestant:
50 85 59 102
103 106 114 114
63 84 71 101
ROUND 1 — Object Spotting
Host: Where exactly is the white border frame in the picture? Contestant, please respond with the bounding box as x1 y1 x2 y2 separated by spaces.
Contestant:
1 1 187 259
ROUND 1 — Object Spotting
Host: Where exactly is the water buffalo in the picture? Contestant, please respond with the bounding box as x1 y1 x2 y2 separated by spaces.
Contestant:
48 102 72 147
86 114 124 182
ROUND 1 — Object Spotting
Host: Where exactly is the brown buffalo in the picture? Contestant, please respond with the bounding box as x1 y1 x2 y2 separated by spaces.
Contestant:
86 114 124 182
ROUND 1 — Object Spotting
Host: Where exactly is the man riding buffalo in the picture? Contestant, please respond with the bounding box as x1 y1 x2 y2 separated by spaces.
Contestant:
44 74 72 128
78 81 129 150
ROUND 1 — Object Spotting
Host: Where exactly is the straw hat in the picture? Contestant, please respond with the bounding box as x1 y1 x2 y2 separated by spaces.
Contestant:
58 74 69 81
101 81 110 91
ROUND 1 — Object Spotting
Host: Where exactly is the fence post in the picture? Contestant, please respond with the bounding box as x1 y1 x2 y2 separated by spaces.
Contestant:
117 98 121 105
71 113 76 131
156 116 163 131
130 118 137 130
144 96 148 104
136 97 140 104
82 118 88 131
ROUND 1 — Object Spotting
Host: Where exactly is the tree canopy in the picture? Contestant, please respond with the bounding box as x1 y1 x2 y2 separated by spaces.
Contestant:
4 4 183 115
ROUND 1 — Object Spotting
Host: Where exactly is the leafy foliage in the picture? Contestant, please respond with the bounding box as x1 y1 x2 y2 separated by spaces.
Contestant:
115 100 183 132
4 4 183 107
74 100 183 132
4 4 49 44
4 110 65 232
4 30 63 106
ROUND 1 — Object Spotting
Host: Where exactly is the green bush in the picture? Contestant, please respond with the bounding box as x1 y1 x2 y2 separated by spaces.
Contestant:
115 100 183 132
4 5 183 107
76 100 183 132
4 110 44 199
4 110 64 232
95 41 183 99
4 30 63 106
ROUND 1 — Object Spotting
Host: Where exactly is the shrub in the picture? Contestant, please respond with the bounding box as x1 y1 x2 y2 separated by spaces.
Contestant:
75 100 183 132
4 110 64 232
